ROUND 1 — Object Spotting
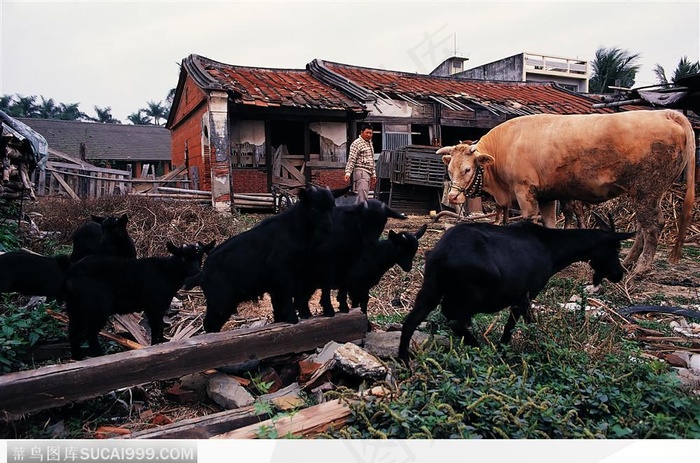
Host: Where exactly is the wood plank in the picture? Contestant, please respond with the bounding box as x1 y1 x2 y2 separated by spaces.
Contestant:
214 399 351 439
280 159 306 183
0 310 368 420
49 171 80 200
126 405 270 439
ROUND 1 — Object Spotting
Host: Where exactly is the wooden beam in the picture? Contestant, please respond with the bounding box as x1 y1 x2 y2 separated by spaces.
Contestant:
127 405 271 439
0 310 368 420
214 399 351 439
49 170 80 200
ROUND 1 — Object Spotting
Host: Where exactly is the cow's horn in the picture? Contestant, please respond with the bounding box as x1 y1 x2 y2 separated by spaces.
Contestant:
436 146 454 155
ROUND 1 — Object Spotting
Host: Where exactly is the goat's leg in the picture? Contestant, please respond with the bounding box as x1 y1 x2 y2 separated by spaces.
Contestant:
336 287 350 313
146 309 165 344
320 284 335 317
68 316 86 360
500 296 531 345
399 284 441 364
293 285 315 319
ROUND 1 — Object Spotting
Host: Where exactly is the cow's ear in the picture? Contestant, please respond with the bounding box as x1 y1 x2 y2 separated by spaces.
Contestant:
118 214 129 225
475 153 495 166
91 215 105 224
441 154 452 166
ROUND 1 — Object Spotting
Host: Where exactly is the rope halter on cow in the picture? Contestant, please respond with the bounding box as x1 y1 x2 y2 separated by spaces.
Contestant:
450 165 484 199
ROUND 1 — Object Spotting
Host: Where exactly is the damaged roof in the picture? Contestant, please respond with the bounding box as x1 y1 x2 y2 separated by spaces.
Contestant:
17 118 171 162
309 59 611 117
182 54 366 113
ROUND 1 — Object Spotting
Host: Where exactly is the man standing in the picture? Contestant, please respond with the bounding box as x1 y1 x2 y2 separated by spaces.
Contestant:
344 124 376 203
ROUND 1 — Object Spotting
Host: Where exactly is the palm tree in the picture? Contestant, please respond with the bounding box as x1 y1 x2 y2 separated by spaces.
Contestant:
38 96 60 119
9 94 40 118
92 106 121 124
127 110 151 125
653 56 700 85
57 102 88 121
144 100 168 126
589 46 641 93
0 94 15 113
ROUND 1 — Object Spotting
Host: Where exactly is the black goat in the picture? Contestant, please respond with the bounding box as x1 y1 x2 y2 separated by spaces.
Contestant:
70 214 136 262
294 199 407 318
398 220 633 364
342 224 427 314
65 240 214 360
192 185 336 332
0 251 71 303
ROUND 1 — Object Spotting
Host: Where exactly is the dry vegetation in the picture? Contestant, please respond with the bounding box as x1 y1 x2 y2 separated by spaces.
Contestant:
2 186 699 438
18 185 700 338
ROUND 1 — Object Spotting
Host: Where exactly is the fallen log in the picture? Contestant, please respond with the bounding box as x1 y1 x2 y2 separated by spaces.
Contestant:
214 399 352 438
0 310 368 421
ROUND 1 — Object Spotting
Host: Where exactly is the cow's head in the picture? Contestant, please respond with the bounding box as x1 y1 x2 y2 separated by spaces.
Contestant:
437 143 494 205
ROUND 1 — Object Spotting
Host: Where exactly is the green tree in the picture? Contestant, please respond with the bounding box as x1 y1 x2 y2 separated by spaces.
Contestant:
144 100 168 126
653 56 700 85
91 106 121 124
127 110 151 125
589 46 641 93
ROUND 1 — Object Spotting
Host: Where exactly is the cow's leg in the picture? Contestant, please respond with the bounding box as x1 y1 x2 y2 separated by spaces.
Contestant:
513 186 539 222
398 285 441 363
624 198 662 273
539 200 557 228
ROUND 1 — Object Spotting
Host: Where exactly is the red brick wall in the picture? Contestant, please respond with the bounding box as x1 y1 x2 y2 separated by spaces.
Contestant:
170 76 209 190
170 105 208 190
311 168 346 190
232 169 268 193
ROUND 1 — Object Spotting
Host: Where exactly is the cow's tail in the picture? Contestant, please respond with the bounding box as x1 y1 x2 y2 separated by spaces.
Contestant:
669 111 696 264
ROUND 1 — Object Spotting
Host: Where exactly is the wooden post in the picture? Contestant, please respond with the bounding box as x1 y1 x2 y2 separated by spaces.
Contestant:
0 310 368 420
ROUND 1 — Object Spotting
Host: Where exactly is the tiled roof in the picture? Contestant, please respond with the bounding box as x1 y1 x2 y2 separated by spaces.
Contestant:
17 118 171 162
315 59 611 116
183 54 365 113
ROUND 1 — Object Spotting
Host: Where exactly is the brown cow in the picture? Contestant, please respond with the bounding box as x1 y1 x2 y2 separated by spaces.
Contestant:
437 109 696 273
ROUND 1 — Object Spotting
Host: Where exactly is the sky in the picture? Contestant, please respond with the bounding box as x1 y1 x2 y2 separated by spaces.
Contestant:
1 0 699 123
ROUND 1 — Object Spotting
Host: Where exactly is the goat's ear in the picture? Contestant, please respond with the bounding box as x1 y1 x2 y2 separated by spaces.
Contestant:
91 215 105 224
415 224 428 240
388 230 398 240
118 213 129 225
166 241 179 254
203 240 216 254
